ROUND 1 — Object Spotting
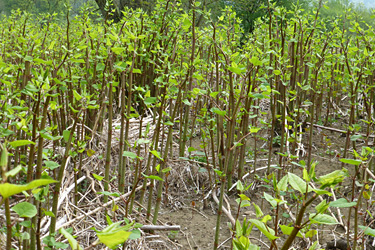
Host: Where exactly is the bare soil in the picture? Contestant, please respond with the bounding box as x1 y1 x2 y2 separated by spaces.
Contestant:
151 119 375 250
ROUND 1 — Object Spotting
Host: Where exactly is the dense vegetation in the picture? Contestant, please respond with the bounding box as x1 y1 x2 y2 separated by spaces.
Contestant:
1 0 375 249
1 0 374 32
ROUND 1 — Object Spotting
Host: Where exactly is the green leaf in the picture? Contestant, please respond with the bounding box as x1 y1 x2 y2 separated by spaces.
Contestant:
71 58 85 64
248 219 278 241
309 214 338 225
0 145 8 167
128 230 141 240
253 203 263 218
235 220 243 237
240 200 250 208
63 130 71 143
40 132 62 141
364 48 369 56
211 107 226 117
263 192 277 207
163 121 173 126
9 140 35 148
60 228 83 250
137 139 150 145
213 169 224 177
277 175 288 192
280 225 303 237
228 66 242 75
162 167 171 173
363 191 371 200
329 198 357 208
44 161 60 170
87 149 96 157
144 97 157 106
132 69 142 74
318 169 348 189
44 211 55 217
24 55 33 62
96 63 105 71
73 90 82 101
261 214 272 224
0 179 57 199
20 221 32 228
97 191 120 197
288 172 311 194
111 47 125 55
24 83 39 93
188 147 197 153
92 173 104 181
96 223 132 249
239 194 250 201
313 188 332 196
123 151 137 159
359 225 375 237
5 165 23 178
182 17 192 31
12 202 37 218
250 56 263 66
305 230 317 238
183 99 191 106
350 134 362 141
303 168 310 182
142 174 164 181
315 200 329 213
210 92 219 98
237 181 244 192
150 150 163 161
340 158 361 165
250 127 261 133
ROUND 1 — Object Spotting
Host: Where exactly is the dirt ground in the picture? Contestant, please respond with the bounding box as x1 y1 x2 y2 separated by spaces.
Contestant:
150 119 375 250
4 112 374 250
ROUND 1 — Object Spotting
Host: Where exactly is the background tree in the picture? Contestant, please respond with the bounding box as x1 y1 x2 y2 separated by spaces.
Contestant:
1 0 373 29
94 0 153 22
317 0 375 29
0 0 69 15
227 0 312 33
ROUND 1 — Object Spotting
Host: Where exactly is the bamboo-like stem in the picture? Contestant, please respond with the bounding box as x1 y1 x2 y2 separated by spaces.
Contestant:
145 88 167 220
353 166 366 250
179 0 196 157
4 198 12 250
0 145 11 250
280 194 317 250
152 83 184 224
30 95 51 250
129 115 143 214
266 0 274 176
118 71 126 193
104 80 113 204
121 43 136 193
50 115 79 234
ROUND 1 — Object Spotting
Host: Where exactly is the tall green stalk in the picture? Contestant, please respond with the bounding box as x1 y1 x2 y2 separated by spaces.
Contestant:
104 80 113 204
50 115 79 234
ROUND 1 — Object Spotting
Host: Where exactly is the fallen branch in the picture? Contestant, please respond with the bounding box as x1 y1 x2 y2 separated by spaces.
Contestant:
306 122 375 138
58 175 86 209
212 188 235 226
330 187 346 231
229 166 268 191
140 225 180 231
42 183 149 238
